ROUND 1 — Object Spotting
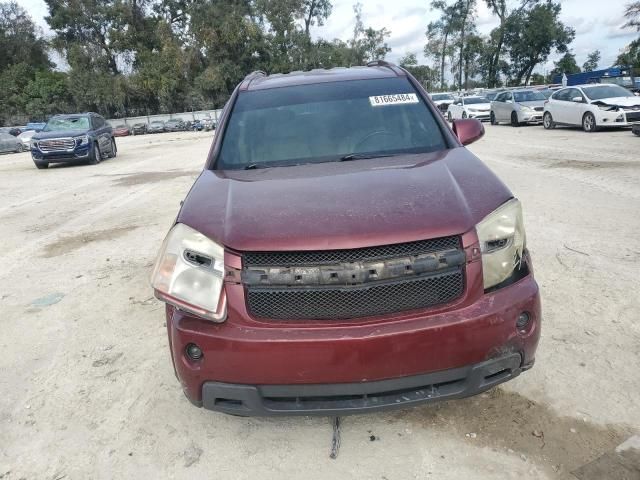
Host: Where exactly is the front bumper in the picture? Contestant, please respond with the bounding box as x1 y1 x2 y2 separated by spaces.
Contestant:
201 353 526 416
31 145 90 163
468 112 490 121
519 111 543 123
166 265 541 416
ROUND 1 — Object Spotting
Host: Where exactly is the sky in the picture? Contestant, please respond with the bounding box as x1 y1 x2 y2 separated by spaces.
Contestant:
16 0 639 75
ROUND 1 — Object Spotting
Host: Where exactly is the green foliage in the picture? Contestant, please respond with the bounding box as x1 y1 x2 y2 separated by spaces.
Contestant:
549 52 581 80
624 1 640 31
582 50 601 72
503 1 574 84
399 53 437 89
616 39 640 68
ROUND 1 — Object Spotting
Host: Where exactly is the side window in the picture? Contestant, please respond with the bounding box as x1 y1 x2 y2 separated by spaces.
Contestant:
505 93 513 102
495 93 504 102
553 89 569 101
92 116 104 129
568 88 584 102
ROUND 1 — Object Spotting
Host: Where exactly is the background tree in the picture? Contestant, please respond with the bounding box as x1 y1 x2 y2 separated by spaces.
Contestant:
483 0 539 87
503 0 574 85
624 1 640 30
298 0 332 36
582 50 601 72
425 1 460 89
549 52 581 81
616 39 640 68
399 53 437 88
453 0 477 90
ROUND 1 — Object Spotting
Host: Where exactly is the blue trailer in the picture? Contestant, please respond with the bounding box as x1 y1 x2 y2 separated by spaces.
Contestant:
553 67 638 89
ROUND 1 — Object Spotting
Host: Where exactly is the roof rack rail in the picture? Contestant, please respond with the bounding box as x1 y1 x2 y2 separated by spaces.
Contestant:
366 60 396 68
244 70 267 81
240 70 267 90
366 60 403 76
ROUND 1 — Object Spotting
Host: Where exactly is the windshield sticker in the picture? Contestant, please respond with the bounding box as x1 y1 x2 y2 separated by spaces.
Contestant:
369 94 419 107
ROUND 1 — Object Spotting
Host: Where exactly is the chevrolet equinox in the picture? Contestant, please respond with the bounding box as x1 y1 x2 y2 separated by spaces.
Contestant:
151 61 541 416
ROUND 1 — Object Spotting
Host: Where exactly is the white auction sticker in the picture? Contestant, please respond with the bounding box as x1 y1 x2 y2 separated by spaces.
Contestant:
369 93 420 106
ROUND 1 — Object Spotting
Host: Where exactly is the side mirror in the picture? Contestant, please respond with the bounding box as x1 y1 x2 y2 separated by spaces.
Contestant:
453 118 485 146
572 96 584 103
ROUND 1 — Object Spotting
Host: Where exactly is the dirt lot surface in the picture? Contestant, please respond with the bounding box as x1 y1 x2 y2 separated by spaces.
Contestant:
1 126 639 480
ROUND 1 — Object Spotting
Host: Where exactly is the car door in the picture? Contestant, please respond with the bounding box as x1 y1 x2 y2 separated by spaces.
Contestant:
564 88 587 126
491 93 504 120
451 98 463 118
502 92 515 121
93 115 110 152
548 89 567 123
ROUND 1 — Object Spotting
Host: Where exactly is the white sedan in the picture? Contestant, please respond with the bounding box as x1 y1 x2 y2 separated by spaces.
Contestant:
543 84 640 132
446 96 491 122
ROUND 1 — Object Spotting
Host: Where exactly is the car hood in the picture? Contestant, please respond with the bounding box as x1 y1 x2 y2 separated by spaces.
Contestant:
518 100 546 108
178 148 513 252
591 96 640 107
33 129 88 140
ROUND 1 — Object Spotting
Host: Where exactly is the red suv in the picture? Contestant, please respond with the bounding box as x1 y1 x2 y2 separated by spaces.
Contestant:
151 61 541 416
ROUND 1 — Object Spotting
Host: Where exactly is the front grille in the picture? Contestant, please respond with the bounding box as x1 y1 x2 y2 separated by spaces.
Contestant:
243 236 465 320
243 236 460 267
625 111 640 122
38 138 75 152
247 269 464 320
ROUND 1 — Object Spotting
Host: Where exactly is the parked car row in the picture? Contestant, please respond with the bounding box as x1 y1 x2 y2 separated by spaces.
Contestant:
436 83 640 134
109 117 217 136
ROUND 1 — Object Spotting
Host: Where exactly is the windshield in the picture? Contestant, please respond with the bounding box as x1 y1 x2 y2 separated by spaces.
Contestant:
485 92 498 100
217 78 447 170
431 94 453 101
464 97 489 105
151 122 163 126
44 117 90 132
513 91 546 102
583 85 633 100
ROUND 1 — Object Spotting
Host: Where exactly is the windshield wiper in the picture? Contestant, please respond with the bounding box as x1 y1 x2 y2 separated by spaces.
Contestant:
244 163 270 170
339 153 395 162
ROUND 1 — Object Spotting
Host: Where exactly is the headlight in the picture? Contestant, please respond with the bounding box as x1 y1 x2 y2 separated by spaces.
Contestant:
476 199 526 289
520 105 533 112
151 223 227 322
74 135 89 146
597 104 618 112
30 140 38 148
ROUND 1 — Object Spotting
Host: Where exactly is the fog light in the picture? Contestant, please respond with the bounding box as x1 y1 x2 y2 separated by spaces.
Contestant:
516 312 531 331
186 343 203 361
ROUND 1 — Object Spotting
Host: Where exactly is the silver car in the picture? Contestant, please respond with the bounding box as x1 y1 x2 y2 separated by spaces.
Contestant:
490 89 547 126
0 132 22 154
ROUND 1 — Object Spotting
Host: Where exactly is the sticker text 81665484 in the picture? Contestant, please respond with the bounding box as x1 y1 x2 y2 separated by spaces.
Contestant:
369 93 420 107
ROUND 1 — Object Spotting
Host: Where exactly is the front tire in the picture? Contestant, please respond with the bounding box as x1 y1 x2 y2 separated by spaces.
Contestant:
34 160 48 169
511 111 521 127
582 112 598 132
462 111 468 119
490 112 497 125
108 138 117 158
88 143 101 165
447 111 453 122
543 112 556 130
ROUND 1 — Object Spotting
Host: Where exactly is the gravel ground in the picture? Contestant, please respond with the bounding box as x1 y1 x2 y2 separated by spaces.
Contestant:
0 125 638 480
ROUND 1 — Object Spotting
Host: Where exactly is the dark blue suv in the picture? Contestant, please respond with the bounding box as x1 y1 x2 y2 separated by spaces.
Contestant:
31 113 116 169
